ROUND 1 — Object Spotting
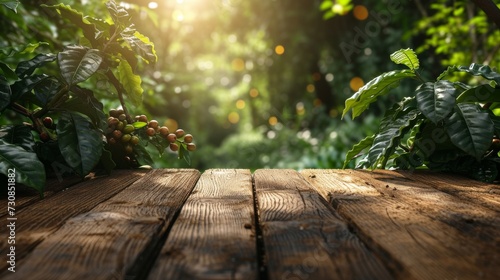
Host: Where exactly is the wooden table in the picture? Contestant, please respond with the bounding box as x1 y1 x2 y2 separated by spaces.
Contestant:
1 169 499 279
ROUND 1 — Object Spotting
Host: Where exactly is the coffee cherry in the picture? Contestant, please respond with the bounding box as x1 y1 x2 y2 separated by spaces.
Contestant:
175 129 185 138
186 143 196 151
159 126 169 136
109 109 119 118
117 121 125 131
148 120 159 129
108 137 117 145
166 133 177 143
123 124 135 134
116 109 124 116
124 144 133 154
43 117 53 128
184 134 193 143
146 127 156 136
130 135 139 145
492 138 500 149
138 115 148 123
122 134 132 143
169 143 179 151
118 114 127 121
40 131 50 142
108 117 119 127
113 130 122 139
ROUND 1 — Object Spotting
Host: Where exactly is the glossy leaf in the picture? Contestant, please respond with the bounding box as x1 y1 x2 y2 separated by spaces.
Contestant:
57 111 103 176
134 144 154 166
106 0 130 27
120 27 157 64
438 64 500 84
0 76 10 113
99 148 115 174
445 103 494 161
343 135 374 168
456 84 500 103
368 110 420 168
34 79 60 106
0 42 48 57
132 121 147 129
0 62 17 81
62 87 107 130
415 80 457 124
0 125 34 151
117 59 143 106
343 70 415 119
58 46 103 86
15 54 56 78
178 144 191 166
10 74 49 101
0 139 45 193
390 48 419 70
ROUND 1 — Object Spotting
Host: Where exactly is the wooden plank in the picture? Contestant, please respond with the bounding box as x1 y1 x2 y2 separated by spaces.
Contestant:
302 169 499 280
148 169 258 280
394 170 500 213
1 169 198 279
0 175 84 216
254 169 393 280
0 169 148 275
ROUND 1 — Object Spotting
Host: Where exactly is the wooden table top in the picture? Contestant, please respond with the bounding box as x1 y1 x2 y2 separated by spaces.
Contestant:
1 169 499 279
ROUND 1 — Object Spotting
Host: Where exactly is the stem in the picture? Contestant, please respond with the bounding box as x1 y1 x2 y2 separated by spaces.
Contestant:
414 70 426 83
33 85 69 119
9 102 31 117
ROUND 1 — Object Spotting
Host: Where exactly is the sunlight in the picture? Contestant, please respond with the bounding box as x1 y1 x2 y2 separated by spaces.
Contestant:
148 2 158 9
274 45 285 55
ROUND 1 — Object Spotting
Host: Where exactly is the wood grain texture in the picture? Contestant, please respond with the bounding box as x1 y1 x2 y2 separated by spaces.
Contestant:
148 169 257 280
0 169 148 275
3 169 200 280
0 175 84 217
394 170 500 213
255 169 393 280
302 169 499 280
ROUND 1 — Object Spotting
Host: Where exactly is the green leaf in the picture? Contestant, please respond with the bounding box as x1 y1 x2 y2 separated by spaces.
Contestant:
0 76 10 113
121 29 157 64
178 144 191 165
106 0 130 27
390 48 420 70
0 125 35 151
415 80 458 124
445 103 494 161
11 74 49 102
58 45 103 86
56 111 103 176
117 59 143 106
62 87 107 130
133 144 154 166
132 121 147 129
0 62 17 81
343 135 374 169
368 109 420 168
319 1 333 11
457 64 500 85
456 84 500 103
42 4 101 47
1 0 20 12
34 79 60 107
0 139 45 193
99 148 115 174
343 70 416 119
15 54 56 78
0 42 49 58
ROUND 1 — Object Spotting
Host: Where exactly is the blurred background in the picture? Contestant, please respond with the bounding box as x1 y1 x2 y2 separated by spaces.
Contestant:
2 0 499 170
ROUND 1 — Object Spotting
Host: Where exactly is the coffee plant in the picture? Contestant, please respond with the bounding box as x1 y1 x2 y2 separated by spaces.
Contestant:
0 1 196 195
343 48 500 182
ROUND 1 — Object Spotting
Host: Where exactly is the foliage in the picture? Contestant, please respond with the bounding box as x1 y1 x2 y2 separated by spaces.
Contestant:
343 48 500 182
0 1 195 195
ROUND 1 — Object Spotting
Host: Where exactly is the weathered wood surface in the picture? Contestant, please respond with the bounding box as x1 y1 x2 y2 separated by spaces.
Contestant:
2 169 499 280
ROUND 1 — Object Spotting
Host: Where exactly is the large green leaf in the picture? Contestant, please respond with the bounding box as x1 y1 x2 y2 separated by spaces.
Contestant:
63 86 107 130
0 139 45 193
368 109 420 168
0 42 48 58
58 46 103 86
0 62 17 81
120 27 157 64
15 54 56 78
390 48 420 70
456 84 500 103
445 103 494 161
0 125 34 151
343 70 416 119
415 80 457 124
0 76 10 113
56 111 103 176
343 135 374 169
117 59 143 106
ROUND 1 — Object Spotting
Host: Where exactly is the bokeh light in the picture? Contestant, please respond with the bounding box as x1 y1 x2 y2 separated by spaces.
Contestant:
353 5 368 20
236 99 246 109
268 116 278 125
349 77 365 91
249 88 259 98
148 2 158 9
275 45 285 55
306 84 315 93
231 58 245 71
228 112 240 124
